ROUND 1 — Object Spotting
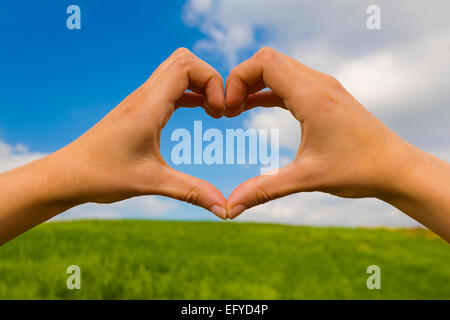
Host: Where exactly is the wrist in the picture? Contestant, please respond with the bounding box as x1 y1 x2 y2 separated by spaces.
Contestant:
0 147 86 244
374 140 450 240
374 139 441 207
371 138 423 202
35 147 88 208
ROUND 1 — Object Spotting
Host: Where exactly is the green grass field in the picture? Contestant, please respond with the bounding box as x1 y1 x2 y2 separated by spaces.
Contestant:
0 220 448 299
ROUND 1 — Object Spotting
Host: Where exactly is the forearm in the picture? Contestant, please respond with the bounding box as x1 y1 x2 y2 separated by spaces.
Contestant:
379 144 450 242
0 150 84 245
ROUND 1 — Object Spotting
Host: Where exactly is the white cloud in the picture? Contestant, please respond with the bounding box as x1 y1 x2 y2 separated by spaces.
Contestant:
188 0 212 14
53 207 122 221
236 192 421 228
244 108 300 151
333 34 450 114
426 146 450 163
55 197 179 221
54 196 179 221
0 140 46 173
184 0 450 115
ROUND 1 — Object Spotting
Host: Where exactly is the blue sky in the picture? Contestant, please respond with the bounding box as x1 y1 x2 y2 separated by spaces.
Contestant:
1 0 218 150
1 1 449 227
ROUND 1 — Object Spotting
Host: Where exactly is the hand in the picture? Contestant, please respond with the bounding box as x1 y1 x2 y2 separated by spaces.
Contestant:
224 47 450 241
58 48 227 217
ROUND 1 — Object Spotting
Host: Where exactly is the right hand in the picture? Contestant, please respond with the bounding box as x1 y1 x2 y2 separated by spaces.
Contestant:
224 47 419 219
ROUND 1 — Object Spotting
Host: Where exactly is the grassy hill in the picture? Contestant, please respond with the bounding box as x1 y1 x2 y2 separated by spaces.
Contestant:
0 220 448 299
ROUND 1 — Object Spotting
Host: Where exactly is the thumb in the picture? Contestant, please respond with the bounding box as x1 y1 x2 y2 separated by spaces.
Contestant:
226 163 305 219
157 165 227 220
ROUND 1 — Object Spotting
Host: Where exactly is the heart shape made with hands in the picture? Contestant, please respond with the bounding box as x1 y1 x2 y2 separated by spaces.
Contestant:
166 48 296 221
154 47 327 222
104 47 390 224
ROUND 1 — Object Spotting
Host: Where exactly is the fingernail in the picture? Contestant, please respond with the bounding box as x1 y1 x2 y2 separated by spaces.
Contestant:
228 205 247 219
226 93 245 110
210 205 227 220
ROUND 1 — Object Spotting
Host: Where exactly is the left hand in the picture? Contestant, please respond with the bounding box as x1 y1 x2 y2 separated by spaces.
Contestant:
52 48 227 218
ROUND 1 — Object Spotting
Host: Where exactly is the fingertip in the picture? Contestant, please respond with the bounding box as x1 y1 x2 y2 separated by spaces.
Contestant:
205 182 227 208
224 104 244 118
210 205 227 220
226 182 252 219
225 76 246 109
205 76 225 115
205 96 225 116
225 93 243 110
204 104 224 119
227 204 247 219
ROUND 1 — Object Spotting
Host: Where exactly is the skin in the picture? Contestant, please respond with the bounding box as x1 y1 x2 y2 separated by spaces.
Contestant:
224 47 450 242
0 47 449 245
0 48 228 245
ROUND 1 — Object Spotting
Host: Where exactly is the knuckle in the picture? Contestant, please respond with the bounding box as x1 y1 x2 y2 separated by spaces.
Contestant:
184 183 201 205
173 47 192 57
254 46 277 61
324 74 343 90
228 69 242 82
171 47 193 67
254 185 272 205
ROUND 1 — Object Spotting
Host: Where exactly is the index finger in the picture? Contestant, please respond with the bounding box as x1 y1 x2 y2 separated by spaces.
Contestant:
150 48 225 116
224 47 310 117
